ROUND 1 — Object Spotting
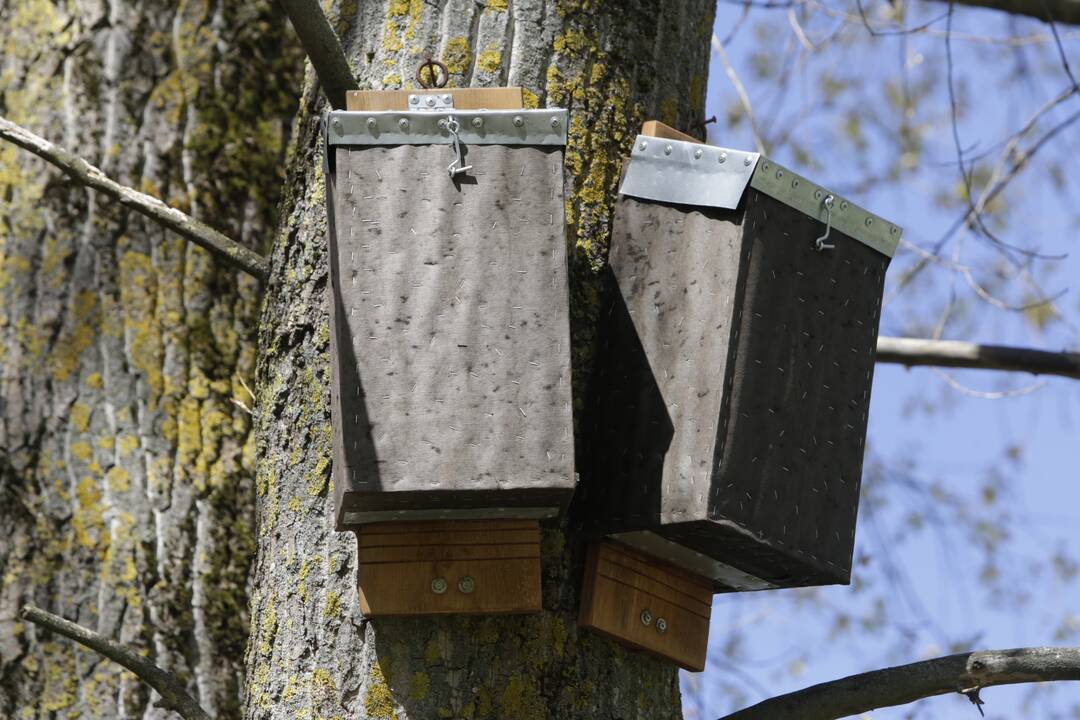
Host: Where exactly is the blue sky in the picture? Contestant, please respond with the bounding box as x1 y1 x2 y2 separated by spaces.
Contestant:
686 2 1080 717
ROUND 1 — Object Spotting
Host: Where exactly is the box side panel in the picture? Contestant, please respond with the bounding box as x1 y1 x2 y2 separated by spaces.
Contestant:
709 188 888 580
584 196 745 532
329 144 574 520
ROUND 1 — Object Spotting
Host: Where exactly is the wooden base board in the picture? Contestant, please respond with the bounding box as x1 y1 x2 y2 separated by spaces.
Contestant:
356 519 542 617
346 87 525 112
578 540 713 671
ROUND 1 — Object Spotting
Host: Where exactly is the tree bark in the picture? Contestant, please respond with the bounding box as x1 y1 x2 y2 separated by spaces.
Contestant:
247 1 713 718
0 0 300 717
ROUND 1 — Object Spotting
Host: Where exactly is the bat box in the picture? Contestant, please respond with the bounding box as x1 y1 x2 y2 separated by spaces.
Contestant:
324 92 575 533
585 125 899 597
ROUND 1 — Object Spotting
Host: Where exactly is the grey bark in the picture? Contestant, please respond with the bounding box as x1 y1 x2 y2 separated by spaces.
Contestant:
246 0 714 718
720 646 1080 720
0 0 301 717
875 336 1080 379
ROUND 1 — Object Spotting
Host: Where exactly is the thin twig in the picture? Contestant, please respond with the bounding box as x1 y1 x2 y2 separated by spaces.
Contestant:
711 34 768 154
20 605 213 720
279 0 359 109
720 646 1080 720
0 116 268 281
876 336 1080 379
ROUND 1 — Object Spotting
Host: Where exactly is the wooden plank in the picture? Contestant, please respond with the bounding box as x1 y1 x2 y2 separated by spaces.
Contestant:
578 541 714 671
640 120 702 144
358 542 539 564
355 520 542 616
346 87 525 112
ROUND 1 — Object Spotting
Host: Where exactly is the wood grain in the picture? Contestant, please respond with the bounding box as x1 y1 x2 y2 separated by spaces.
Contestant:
640 120 702 144
578 541 714 671
355 520 542 616
346 87 525 111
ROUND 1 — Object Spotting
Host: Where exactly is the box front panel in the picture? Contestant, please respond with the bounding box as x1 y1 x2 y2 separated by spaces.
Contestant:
587 196 746 530
329 144 574 524
710 188 888 581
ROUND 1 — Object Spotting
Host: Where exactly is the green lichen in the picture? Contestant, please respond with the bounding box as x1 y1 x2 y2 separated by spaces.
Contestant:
363 663 395 719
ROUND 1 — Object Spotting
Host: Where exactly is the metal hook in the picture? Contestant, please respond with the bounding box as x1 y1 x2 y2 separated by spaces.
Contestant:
815 195 835 251
445 116 472 177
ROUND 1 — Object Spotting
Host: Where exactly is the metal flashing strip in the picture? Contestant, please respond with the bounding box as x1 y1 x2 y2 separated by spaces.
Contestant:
326 109 568 146
750 157 901 258
609 531 777 592
619 135 760 210
341 506 559 525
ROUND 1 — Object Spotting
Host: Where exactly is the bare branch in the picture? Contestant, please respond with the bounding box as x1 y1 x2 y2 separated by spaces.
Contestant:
877 336 1080 379
20 605 213 720
279 0 359 109
720 646 1080 720
926 0 1080 26
711 34 768 154
0 116 269 281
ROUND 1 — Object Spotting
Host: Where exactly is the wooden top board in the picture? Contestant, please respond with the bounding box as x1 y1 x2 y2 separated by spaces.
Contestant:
346 87 525 112
640 120 702 144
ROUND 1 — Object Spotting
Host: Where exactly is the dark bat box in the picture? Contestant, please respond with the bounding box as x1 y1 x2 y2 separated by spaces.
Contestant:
585 135 899 591
325 106 575 530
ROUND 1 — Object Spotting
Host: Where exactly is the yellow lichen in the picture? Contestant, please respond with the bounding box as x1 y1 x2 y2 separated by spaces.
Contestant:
442 37 471 75
364 663 395 719
409 671 430 701
476 45 502 74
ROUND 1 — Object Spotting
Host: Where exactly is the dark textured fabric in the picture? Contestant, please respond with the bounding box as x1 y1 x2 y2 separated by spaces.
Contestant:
327 144 575 527
585 189 888 588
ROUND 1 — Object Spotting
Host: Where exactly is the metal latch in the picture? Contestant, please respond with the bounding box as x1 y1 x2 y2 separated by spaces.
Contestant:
408 93 455 112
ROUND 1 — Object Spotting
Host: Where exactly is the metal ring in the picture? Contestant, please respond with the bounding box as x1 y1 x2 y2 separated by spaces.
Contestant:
416 58 449 89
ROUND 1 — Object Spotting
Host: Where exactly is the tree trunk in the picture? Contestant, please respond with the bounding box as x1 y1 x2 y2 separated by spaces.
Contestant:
248 1 713 718
0 1 300 717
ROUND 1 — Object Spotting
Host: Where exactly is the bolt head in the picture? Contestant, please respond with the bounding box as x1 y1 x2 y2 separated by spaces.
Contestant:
776 170 784 179
426 96 436 106
471 117 483 128
865 217 873 227
458 576 475 594
399 118 410 130
431 577 448 594
656 618 668 634
664 144 673 156
694 149 703 159
443 94 452 103
513 115 525 127
744 156 753 166
366 117 377 129
409 95 420 105
639 141 648 151
640 609 653 626
718 152 727 163
550 117 560 129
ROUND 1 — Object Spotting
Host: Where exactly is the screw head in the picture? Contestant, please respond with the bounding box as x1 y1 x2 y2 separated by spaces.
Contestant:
718 152 727 163
442 94 452 103
694 149 703 159
398 118 410 130
792 179 800 188
409 95 420 105
656 618 668 634
891 226 899 235
512 115 525 127
664 144 673 155
840 201 849 210
776 169 784 179
639 141 648 151
814 189 823 200
331 118 343 135
744 156 753 166
366 117 377 129
865 217 874 227
640 609 653 626
471 116 484 128
431 577 448 594
426 96 436 106
458 576 475 594
550 117 560 129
